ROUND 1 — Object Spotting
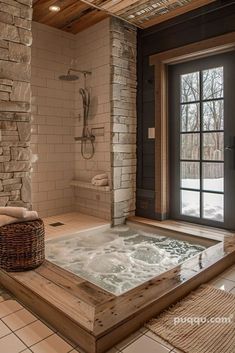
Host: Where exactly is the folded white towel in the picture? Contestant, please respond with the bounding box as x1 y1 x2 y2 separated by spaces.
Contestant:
0 211 39 227
92 179 109 186
92 173 108 182
0 207 27 218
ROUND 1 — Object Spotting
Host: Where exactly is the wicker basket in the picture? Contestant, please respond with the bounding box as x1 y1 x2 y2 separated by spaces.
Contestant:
0 218 45 272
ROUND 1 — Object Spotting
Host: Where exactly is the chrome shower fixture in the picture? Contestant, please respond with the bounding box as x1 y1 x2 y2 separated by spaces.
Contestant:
68 68 92 76
59 68 91 82
58 73 79 81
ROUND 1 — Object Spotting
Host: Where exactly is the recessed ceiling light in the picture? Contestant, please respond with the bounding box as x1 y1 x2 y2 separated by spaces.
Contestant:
49 5 61 12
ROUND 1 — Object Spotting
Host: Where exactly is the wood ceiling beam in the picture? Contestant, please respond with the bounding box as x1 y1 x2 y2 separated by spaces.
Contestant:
33 0 218 34
79 0 216 29
97 0 142 13
141 0 216 28
78 0 143 27
116 0 181 16
63 9 108 34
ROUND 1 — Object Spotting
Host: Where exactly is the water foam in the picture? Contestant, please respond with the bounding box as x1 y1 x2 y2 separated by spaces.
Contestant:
46 226 205 295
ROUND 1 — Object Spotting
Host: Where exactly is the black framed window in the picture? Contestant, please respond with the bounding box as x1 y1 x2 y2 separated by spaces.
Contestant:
179 66 224 222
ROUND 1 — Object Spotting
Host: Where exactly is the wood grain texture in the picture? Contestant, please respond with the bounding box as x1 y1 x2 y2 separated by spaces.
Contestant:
80 0 216 28
141 0 215 28
128 216 235 241
33 0 216 33
33 0 109 34
0 223 235 352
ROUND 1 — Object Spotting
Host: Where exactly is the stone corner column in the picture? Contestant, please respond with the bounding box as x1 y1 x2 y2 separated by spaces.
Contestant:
110 17 137 226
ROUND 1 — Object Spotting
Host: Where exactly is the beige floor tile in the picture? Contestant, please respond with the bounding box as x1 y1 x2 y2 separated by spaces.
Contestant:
15 320 53 346
3 308 37 331
56 333 77 348
115 329 144 350
0 332 26 353
145 330 174 351
0 320 11 338
209 277 235 292
121 335 171 353
220 267 235 282
30 333 73 353
44 212 109 240
21 350 33 353
0 300 22 319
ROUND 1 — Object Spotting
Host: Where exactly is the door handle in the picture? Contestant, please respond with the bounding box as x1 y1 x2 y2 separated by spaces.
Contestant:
226 137 235 169
225 146 234 151
225 137 235 151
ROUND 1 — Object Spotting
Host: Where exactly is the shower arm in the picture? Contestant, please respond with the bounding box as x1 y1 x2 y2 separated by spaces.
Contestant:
68 68 91 78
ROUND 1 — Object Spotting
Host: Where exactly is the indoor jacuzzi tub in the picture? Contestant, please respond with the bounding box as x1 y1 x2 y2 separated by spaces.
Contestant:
45 222 216 295
1 220 234 353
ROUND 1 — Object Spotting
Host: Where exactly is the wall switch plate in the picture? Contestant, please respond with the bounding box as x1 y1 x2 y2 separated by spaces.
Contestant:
148 127 155 139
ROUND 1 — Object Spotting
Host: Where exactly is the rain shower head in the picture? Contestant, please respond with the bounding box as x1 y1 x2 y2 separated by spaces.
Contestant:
59 68 91 82
59 72 79 81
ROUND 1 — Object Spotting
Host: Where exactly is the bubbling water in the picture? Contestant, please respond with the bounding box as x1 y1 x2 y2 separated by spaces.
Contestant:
46 226 205 295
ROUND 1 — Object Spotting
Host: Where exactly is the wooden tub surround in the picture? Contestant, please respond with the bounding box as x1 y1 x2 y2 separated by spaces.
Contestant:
0 218 235 353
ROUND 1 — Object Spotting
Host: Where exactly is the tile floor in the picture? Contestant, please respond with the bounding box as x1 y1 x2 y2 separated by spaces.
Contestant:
0 265 234 353
0 212 234 353
43 212 109 240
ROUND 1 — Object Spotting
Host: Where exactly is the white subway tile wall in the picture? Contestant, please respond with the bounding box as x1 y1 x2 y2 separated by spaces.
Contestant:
74 19 111 220
31 18 137 222
31 20 112 219
31 22 76 218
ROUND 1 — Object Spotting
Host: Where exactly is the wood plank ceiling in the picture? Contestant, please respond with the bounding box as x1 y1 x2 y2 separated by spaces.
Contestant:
33 0 108 34
33 0 216 34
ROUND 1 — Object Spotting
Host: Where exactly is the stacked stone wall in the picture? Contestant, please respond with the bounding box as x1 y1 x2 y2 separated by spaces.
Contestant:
110 18 137 225
0 0 32 207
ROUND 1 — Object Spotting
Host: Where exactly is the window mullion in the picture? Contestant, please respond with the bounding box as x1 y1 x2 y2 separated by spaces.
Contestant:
199 70 203 219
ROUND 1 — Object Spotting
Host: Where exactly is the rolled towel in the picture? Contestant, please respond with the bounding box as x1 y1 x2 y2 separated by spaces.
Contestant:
0 207 27 218
0 215 18 227
0 211 39 227
92 173 108 182
92 179 109 187
24 211 39 220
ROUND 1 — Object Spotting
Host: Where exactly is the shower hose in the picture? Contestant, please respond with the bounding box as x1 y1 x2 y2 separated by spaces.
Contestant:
80 88 95 160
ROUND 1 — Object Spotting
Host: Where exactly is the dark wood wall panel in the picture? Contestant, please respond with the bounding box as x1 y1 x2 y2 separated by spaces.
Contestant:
136 0 235 219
